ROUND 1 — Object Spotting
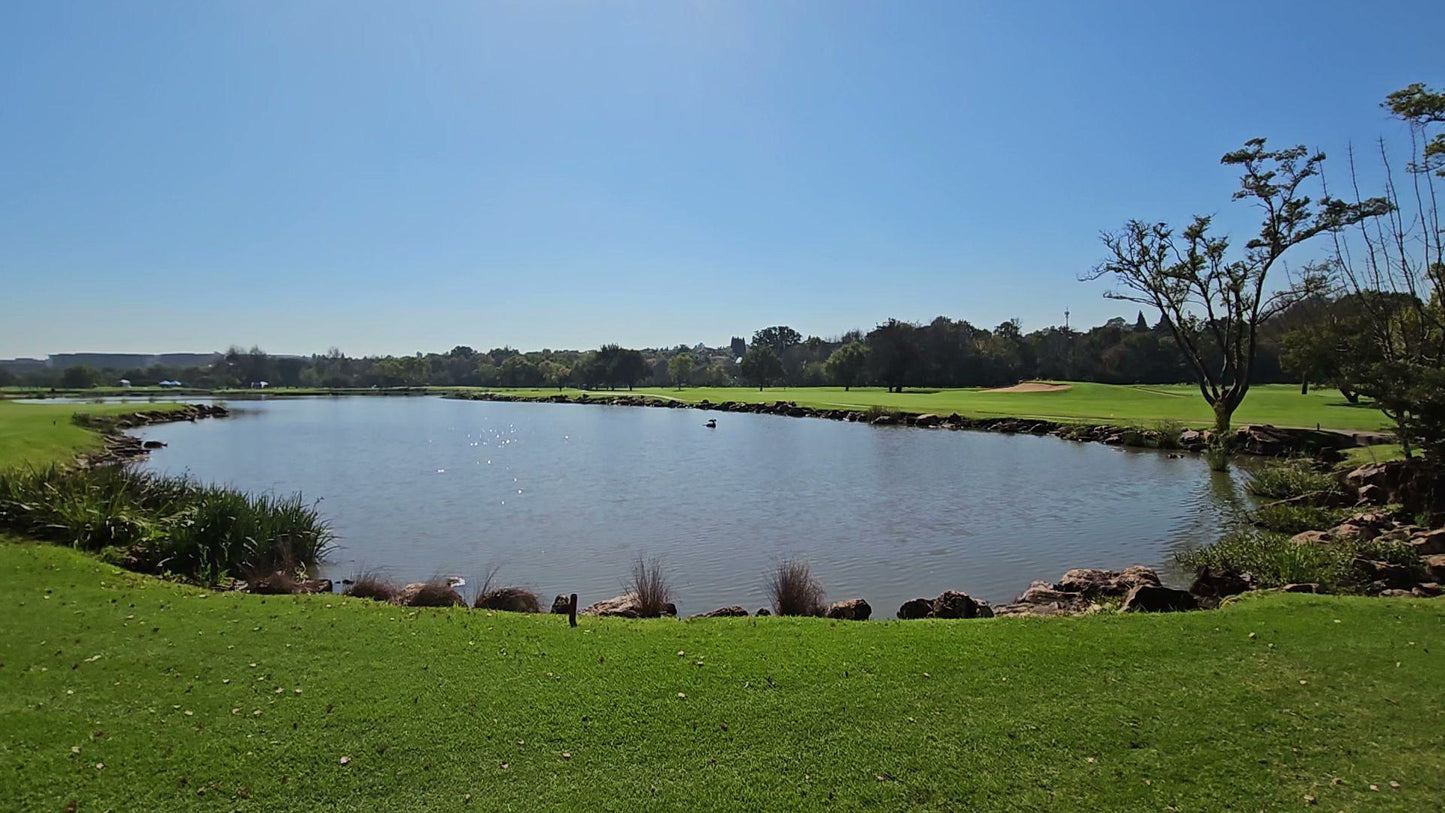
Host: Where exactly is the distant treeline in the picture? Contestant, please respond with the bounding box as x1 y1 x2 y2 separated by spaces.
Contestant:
2 310 1307 391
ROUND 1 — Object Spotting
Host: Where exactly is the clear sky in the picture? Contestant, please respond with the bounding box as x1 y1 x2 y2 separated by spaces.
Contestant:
1 1 1439 357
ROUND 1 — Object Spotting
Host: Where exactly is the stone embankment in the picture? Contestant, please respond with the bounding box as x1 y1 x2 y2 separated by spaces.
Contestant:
76 403 230 466
455 391 1360 458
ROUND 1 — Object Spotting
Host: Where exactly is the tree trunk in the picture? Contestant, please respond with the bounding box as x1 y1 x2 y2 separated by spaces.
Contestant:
1208 400 1236 472
1300 377 1308 395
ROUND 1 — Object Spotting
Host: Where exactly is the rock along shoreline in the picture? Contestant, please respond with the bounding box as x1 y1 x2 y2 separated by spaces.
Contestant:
450 390 1372 459
75 403 231 466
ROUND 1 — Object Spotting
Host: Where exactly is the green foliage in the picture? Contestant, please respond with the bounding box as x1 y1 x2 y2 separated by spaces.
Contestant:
1249 503 1350 535
823 342 868 390
667 353 694 388
0 466 331 583
1178 530 1422 591
738 346 783 390
1246 463 1347 502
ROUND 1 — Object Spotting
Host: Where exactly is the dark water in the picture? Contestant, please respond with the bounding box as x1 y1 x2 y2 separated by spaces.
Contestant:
133 397 1251 614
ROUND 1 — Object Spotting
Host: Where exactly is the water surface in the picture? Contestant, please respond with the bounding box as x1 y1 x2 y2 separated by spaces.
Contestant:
134 397 1250 614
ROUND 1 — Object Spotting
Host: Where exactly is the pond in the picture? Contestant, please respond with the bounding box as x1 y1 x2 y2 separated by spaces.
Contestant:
133 396 1251 614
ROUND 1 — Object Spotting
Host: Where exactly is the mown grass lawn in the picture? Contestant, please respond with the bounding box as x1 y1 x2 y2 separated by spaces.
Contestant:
463 382 1392 433
1 542 1440 811
0 400 187 468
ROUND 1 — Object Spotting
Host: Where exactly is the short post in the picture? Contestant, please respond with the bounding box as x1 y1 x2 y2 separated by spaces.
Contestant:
568 593 578 627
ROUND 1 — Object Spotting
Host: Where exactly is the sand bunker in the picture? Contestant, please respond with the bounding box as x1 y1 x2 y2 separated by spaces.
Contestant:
986 382 1072 393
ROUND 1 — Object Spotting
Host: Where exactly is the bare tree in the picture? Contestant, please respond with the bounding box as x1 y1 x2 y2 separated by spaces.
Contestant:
1084 140 1388 462
1320 84 1445 461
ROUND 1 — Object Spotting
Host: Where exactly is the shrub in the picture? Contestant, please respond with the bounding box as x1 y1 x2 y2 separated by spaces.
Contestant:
863 405 906 422
344 571 398 602
1247 463 1348 502
627 555 674 618
474 587 542 613
393 578 465 607
0 466 332 584
766 558 826 616
1250 504 1351 535
1177 530 1423 592
1153 419 1186 450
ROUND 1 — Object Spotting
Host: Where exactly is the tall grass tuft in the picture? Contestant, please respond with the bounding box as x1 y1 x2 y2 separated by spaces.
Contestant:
627 555 674 617
1250 504 1351 535
344 571 398 602
0 466 332 584
1247 463 1348 502
767 558 826 616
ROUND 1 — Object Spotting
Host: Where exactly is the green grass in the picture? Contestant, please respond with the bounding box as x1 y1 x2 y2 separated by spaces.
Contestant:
464 382 1393 433
1 542 1440 811
0 401 186 468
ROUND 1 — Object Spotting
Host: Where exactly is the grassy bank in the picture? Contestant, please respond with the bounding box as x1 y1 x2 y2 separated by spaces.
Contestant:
0 542 1439 810
0 400 187 468
459 382 1392 433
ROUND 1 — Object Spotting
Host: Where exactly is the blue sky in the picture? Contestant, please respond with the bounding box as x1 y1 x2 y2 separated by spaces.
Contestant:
1 1 1439 357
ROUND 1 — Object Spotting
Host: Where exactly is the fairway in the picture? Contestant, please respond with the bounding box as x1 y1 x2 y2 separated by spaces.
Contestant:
462 382 1392 433
0 400 186 468
2 543 1441 811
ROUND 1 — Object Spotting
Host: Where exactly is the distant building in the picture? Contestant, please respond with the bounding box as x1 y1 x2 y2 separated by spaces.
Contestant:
158 379 183 388
118 379 132 388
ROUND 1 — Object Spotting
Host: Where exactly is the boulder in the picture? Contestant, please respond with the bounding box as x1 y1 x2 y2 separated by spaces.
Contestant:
1282 583 1326 593
896 598 932 620
474 587 542 613
913 414 941 428
929 590 979 619
1352 558 1416 589
1424 554 1445 581
1290 530 1333 546
1412 582 1442 598
1329 521 1380 542
295 578 334 595
1121 584 1199 613
690 606 748 618
1378 589 1415 598
394 582 466 607
1410 528 1445 556
1056 566 1160 598
824 598 872 621
1188 567 1254 598
1356 483 1387 505
582 594 642 618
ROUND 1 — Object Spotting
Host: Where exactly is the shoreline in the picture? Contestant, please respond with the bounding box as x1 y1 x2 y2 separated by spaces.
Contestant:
450 390 1368 459
73 402 230 466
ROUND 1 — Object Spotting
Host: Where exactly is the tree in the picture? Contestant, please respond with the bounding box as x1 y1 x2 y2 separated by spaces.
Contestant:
539 360 571 390
1322 84 1445 460
1085 139 1388 461
668 353 695 389
739 346 783 390
60 365 97 389
498 355 542 387
751 326 802 359
610 348 648 391
823 343 868 390
729 337 747 359
865 319 919 393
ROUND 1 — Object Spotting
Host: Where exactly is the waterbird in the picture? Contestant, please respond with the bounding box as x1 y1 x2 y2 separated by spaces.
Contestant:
704 419 717 428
